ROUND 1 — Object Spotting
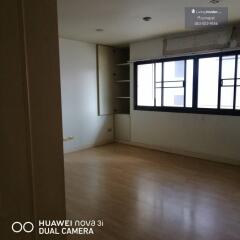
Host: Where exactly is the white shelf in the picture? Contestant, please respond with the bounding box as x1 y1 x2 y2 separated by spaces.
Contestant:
115 80 130 83
116 62 130 66
116 97 130 99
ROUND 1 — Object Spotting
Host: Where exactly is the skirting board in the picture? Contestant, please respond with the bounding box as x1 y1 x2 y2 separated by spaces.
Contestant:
115 140 240 166
64 140 114 154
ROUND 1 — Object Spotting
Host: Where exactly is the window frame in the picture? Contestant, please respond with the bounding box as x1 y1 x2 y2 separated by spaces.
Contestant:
134 50 240 116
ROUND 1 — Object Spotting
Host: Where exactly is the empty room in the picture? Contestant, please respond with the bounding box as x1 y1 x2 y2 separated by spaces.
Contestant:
2 0 240 239
58 0 240 239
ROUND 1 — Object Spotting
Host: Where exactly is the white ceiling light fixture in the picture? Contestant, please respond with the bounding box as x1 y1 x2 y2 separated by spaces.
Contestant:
209 0 221 4
142 16 152 22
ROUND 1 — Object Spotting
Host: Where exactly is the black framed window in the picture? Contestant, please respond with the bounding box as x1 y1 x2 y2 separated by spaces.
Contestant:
134 50 240 116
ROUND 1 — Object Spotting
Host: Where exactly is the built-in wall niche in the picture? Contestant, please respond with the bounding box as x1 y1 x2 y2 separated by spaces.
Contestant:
114 83 130 98
97 45 130 141
114 99 130 114
115 65 129 81
97 45 130 115
113 48 130 114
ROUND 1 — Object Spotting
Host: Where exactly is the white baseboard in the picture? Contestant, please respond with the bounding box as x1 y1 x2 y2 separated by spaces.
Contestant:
115 140 240 166
64 140 114 155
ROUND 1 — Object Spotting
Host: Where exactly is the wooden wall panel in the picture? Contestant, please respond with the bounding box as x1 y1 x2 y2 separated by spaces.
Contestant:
97 45 114 115
0 1 34 239
0 0 66 239
22 0 66 223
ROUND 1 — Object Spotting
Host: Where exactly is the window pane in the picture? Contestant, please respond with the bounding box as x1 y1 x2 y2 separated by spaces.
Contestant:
238 56 240 78
163 60 184 107
198 57 219 109
220 56 236 110
156 88 162 106
222 79 234 86
156 63 162 106
236 87 240 110
156 63 162 81
164 81 183 88
186 59 193 107
164 60 184 81
164 88 184 107
236 80 240 110
220 87 234 109
222 55 235 79
137 64 154 106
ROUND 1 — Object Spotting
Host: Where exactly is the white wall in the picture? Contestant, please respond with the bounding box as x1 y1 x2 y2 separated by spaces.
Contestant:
129 34 240 165
59 38 113 153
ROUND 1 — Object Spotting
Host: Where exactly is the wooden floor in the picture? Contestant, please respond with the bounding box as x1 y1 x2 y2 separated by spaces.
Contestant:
64 143 240 240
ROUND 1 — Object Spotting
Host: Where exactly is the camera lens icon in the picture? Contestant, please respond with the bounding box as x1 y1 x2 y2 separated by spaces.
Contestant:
12 222 34 233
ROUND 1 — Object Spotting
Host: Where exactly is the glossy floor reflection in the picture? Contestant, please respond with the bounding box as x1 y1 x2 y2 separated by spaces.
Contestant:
64 143 240 240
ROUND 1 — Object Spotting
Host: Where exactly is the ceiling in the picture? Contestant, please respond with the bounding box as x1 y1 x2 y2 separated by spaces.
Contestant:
57 0 240 46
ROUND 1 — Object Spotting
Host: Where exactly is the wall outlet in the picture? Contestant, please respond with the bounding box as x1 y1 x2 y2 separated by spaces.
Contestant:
63 136 74 142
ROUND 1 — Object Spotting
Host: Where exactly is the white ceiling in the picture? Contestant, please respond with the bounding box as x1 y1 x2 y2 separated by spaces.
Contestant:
57 0 240 46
